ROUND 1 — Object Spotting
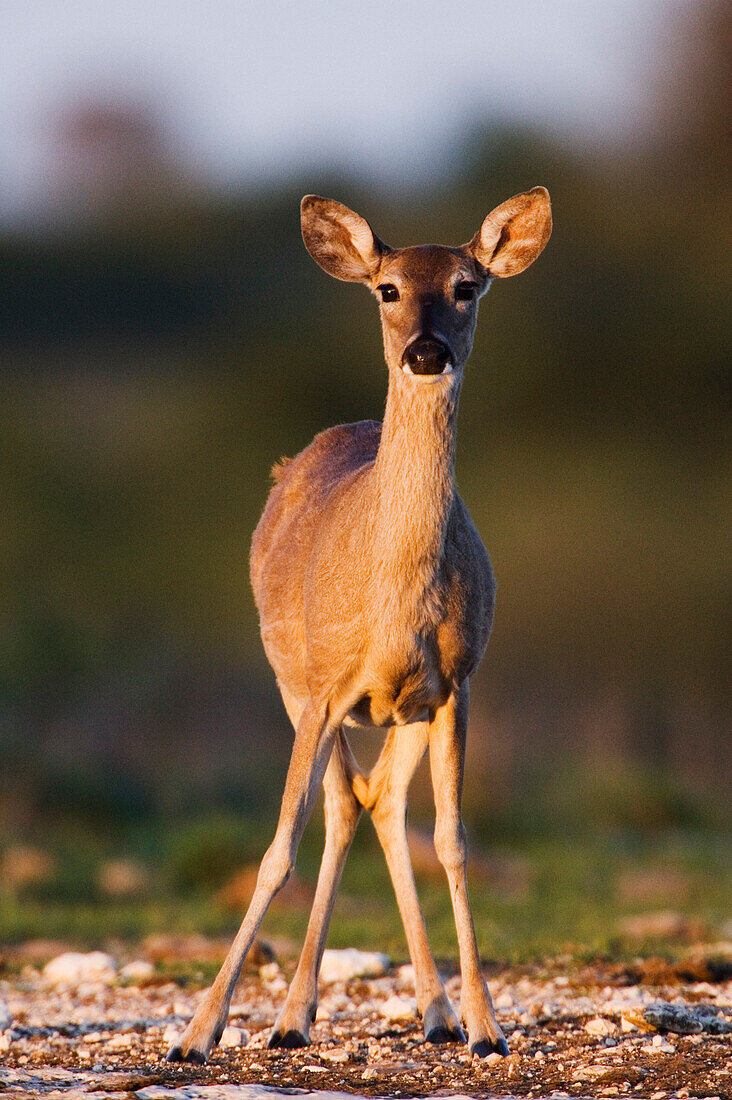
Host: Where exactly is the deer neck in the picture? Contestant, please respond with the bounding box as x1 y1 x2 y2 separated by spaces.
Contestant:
371 371 460 592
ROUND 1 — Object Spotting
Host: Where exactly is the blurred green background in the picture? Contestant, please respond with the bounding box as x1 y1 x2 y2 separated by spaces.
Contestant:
0 2 729 959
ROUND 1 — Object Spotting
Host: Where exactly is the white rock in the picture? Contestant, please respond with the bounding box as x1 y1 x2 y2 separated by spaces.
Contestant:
162 1024 180 1046
0 1000 12 1030
43 951 117 987
319 948 390 983
641 1034 676 1054
574 1064 613 1081
585 1016 616 1036
322 1048 349 1063
485 1050 504 1066
119 960 154 984
396 963 415 986
0 1031 11 1052
259 962 281 981
219 1025 249 1047
315 1004 331 1021
106 1033 134 1049
381 994 415 1020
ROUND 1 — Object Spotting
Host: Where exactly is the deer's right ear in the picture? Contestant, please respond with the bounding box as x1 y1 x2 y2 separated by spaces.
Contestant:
301 196 389 282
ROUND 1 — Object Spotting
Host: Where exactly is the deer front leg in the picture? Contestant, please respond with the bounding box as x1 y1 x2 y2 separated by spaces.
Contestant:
369 726 465 1045
166 699 337 1063
428 685 508 1059
268 731 362 1047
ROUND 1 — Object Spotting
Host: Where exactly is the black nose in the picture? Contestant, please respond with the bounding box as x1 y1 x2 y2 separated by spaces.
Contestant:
403 337 451 375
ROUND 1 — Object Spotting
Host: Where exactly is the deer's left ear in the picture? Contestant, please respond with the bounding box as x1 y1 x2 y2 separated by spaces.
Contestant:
467 186 552 277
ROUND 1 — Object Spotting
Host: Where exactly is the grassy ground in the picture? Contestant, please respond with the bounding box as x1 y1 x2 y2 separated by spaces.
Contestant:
1 824 729 968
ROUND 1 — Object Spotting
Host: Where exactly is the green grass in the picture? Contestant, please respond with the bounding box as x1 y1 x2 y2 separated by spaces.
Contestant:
1 824 729 970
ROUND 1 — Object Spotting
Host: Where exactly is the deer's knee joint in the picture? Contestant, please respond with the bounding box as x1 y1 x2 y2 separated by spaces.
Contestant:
434 818 467 874
259 842 294 895
370 794 405 836
325 790 361 851
329 813 359 856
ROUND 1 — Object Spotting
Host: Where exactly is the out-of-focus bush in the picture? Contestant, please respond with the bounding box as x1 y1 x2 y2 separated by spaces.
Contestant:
166 814 271 893
0 7 728 840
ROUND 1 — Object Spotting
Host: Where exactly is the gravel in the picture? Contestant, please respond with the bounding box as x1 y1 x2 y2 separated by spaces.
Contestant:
0 945 730 1098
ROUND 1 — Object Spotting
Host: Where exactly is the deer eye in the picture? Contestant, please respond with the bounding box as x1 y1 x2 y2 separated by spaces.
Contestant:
455 281 477 301
378 284 399 303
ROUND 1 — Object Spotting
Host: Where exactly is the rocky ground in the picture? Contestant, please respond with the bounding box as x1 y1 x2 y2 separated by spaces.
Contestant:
0 942 730 1099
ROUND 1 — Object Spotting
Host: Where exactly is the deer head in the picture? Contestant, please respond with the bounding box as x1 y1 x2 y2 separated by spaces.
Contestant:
301 187 552 383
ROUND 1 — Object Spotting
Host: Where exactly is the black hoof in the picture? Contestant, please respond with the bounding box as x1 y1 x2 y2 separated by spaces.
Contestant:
426 1024 465 1045
268 1029 308 1049
471 1036 510 1058
166 1045 207 1064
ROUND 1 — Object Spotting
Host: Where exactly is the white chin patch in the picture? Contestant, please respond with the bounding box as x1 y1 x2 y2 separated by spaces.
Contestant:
402 363 454 382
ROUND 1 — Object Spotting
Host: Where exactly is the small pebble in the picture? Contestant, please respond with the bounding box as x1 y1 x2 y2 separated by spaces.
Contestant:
106 1033 133 1049
219 1025 249 1048
320 948 390 983
322 1048 349 1063
381 994 415 1020
119 960 154 984
585 1016 616 1036
259 962 281 981
162 1024 180 1045
640 1034 676 1054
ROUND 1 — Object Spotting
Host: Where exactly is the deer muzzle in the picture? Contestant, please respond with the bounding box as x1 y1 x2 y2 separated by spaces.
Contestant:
402 336 452 377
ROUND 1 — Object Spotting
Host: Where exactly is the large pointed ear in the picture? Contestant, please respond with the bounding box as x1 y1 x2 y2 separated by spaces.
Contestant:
466 186 552 278
301 195 389 282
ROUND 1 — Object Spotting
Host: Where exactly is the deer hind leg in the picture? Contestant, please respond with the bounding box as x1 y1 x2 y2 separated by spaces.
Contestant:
268 729 362 1047
166 696 338 1064
428 684 508 1058
368 725 465 1045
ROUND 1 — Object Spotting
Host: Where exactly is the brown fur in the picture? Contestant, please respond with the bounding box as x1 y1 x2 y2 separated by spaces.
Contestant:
166 188 551 1065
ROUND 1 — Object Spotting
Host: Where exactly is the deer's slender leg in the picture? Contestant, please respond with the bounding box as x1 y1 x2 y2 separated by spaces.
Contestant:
428 684 508 1058
368 725 465 1045
167 698 338 1063
269 730 362 1047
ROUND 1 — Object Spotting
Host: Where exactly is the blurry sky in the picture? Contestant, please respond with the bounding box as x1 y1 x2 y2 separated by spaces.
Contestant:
2 0 694 221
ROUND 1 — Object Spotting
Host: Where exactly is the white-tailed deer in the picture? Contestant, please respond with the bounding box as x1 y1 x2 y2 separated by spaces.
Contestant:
167 186 551 1063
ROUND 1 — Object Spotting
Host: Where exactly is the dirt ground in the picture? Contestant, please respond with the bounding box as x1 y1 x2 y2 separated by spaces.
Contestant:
1 943 730 1099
